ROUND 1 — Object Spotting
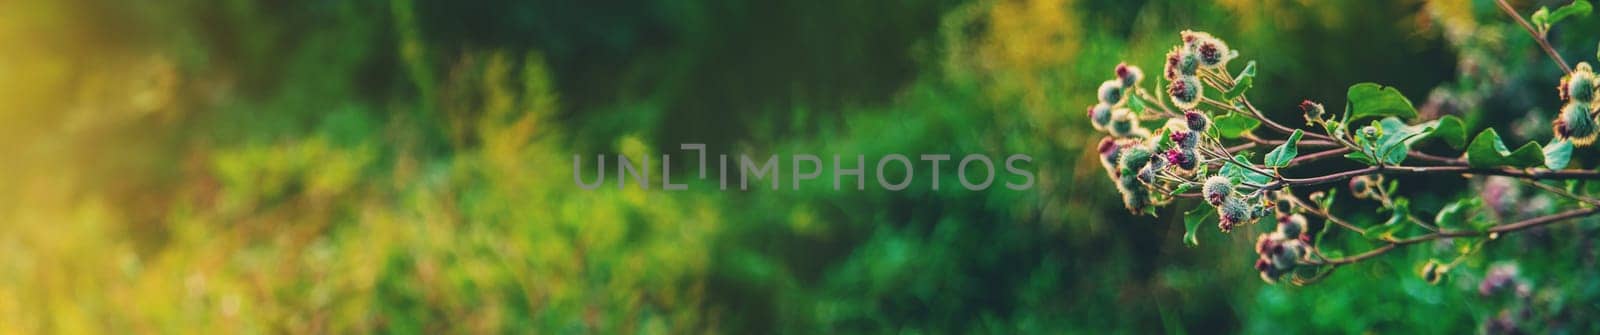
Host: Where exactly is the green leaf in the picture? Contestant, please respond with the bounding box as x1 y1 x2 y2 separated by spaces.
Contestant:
1224 61 1256 100
1344 150 1376 165
1364 221 1408 242
1545 139 1574 170
1316 189 1337 213
1366 198 1411 241
1213 113 1261 139
1219 154 1272 185
1346 83 1418 122
1264 130 1303 168
1533 6 1552 27
1430 115 1468 149
1434 197 1481 230
1372 116 1455 165
1170 182 1195 195
1184 207 1214 246
1375 117 1419 164
1465 128 1546 168
1549 0 1593 26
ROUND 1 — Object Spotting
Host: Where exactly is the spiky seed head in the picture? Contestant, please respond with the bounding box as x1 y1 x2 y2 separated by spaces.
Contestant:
1108 108 1139 137
1555 102 1598 146
1202 176 1233 206
1218 196 1252 233
1561 62 1597 102
1299 100 1325 124
1088 103 1113 130
1115 63 1144 89
1168 75 1202 110
1184 110 1210 133
1098 79 1125 105
1277 214 1308 238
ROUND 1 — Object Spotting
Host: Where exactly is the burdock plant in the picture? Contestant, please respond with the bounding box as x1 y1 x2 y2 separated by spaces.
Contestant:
1079 1 1600 285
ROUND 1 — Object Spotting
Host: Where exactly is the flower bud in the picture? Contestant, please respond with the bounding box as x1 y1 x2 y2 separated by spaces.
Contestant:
1420 261 1446 285
1254 231 1284 255
1554 101 1598 146
1108 108 1139 137
1098 138 1125 182
1183 110 1210 133
1088 103 1113 131
1560 62 1597 102
1164 46 1199 80
1115 63 1144 89
1359 125 1380 141
1202 176 1233 206
1098 79 1125 105
1169 130 1199 149
1299 100 1325 124
1185 33 1234 68
1217 195 1252 233
1350 175 1376 199
1168 75 1202 110
1165 148 1198 172
1118 146 1154 177
1277 214 1307 238
1254 231 1304 284
1272 239 1306 270
1273 197 1294 218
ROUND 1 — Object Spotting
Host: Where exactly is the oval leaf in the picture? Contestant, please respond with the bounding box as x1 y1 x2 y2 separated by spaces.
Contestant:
1264 130 1303 168
1213 112 1261 139
1545 139 1573 170
1549 0 1592 26
1224 61 1256 100
1465 128 1546 168
1219 154 1272 185
1430 115 1468 149
1184 207 1214 246
1346 83 1418 121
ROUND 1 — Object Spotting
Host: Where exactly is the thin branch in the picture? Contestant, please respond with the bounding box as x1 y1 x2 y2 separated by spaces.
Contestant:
1408 151 1463 165
1276 167 1381 189
1321 206 1600 265
1284 191 1366 235
1288 147 1352 166
1264 165 1600 192
1387 165 1600 180
1495 0 1573 75
1242 133 1340 148
1520 179 1600 207
1240 98 1336 142
1224 142 1257 154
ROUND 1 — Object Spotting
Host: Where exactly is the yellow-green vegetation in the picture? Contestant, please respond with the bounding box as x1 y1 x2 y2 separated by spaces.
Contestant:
0 0 1598 333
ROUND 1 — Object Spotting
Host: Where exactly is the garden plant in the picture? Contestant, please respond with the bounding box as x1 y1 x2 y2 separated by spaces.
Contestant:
1084 0 1600 286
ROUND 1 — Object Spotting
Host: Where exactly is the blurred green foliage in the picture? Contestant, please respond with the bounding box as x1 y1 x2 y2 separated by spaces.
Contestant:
1 0 1599 333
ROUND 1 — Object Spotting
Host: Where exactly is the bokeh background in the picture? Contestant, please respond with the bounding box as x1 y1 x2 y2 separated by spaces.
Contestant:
1 0 1599 333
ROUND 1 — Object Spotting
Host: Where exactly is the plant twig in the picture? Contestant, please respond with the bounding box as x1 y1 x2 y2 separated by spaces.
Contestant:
1288 147 1353 166
1519 179 1600 207
1264 165 1600 192
1320 207 1600 265
1495 0 1573 75
1284 191 1366 235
